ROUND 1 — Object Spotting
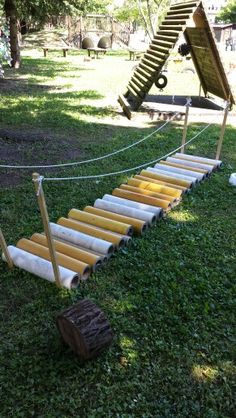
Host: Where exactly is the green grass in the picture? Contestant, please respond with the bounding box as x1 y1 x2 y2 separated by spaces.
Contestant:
0 47 236 417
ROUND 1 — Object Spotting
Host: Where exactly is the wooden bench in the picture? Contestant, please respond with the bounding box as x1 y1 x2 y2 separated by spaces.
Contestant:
87 48 107 59
128 49 145 61
42 47 71 57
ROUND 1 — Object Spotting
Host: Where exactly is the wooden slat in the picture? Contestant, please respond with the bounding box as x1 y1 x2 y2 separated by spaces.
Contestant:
160 25 183 31
139 62 157 74
146 48 166 60
128 81 145 98
170 2 198 10
157 28 182 36
134 70 151 84
162 19 187 25
135 67 153 80
118 95 132 120
151 39 175 49
142 57 161 70
131 75 147 89
167 9 193 16
166 13 191 19
144 53 163 65
149 44 169 54
127 85 139 98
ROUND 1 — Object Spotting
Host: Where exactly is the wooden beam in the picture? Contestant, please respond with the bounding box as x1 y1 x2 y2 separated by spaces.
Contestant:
0 228 14 269
216 103 229 160
32 173 62 287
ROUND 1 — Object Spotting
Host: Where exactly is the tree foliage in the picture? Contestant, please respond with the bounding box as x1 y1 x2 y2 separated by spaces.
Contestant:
114 0 169 39
217 0 236 23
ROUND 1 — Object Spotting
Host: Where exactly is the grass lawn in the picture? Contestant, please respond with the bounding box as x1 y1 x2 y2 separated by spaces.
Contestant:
0 44 236 417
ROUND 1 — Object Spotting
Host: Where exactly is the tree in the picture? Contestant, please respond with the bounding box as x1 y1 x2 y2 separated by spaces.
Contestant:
4 0 20 68
0 0 111 68
217 1 236 23
114 0 170 40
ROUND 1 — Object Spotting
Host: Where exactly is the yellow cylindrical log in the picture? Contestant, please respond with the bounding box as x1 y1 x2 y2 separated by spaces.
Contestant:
84 206 147 235
30 233 103 272
119 184 176 205
68 208 133 237
135 175 187 193
17 238 91 280
57 217 125 249
140 170 192 189
160 160 208 174
112 188 171 210
128 177 182 198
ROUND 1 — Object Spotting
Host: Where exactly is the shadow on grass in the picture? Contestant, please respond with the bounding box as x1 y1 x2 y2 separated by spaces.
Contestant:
3 55 95 84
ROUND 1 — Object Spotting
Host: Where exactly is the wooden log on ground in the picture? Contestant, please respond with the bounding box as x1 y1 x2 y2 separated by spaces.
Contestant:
57 299 113 360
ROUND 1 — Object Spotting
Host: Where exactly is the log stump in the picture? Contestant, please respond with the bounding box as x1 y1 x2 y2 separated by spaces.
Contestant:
57 299 113 360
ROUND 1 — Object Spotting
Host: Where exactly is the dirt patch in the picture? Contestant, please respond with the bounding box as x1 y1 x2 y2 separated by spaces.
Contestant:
0 128 86 187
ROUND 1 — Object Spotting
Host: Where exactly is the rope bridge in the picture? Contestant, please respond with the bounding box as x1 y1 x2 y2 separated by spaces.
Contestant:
0 103 228 289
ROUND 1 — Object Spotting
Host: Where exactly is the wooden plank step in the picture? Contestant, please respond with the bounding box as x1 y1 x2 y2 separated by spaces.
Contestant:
146 48 166 60
133 68 150 84
139 62 157 74
142 57 162 70
159 25 183 31
162 19 187 25
170 1 198 10
131 75 147 89
154 33 178 42
149 44 169 54
167 8 193 16
152 39 175 48
134 70 152 84
118 95 132 120
127 83 139 97
150 44 171 57
166 13 191 19
156 30 180 37
135 67 154 82
135 66 152 79
144 52 163 63
128 81 145 98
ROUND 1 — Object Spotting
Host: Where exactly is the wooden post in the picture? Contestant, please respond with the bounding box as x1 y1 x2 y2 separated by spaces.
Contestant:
32 173 61 288
181 98 191 154
198 82 201 99
216 102 229 160
0 228 14 269
79 16 83 49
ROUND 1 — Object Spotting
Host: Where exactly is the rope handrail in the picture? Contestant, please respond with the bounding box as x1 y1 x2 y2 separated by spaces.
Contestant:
0 115 178 170
43 123 212 182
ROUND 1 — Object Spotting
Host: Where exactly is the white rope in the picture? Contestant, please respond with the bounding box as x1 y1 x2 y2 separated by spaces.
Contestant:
43 122 212 182
0 115 177 170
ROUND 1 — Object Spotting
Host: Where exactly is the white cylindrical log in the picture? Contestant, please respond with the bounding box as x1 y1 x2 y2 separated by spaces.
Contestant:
154 163 205 181
49 223 114 256
174 153 222 168
146 167 198 184
94 199 157 225
102 194 163 218
168 157 214 172
2 246 79 289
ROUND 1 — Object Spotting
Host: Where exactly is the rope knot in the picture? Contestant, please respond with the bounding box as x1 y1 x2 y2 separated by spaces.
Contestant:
185 97 192 107
33 175 44 196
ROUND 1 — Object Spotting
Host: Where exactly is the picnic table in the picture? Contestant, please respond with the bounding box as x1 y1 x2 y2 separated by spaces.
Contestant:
87 48 107 59
128 49 145 61
42 46 71 57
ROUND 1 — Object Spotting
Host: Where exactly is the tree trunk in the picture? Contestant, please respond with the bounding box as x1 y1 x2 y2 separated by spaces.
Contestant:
4 0 21 68
57 299 113 361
